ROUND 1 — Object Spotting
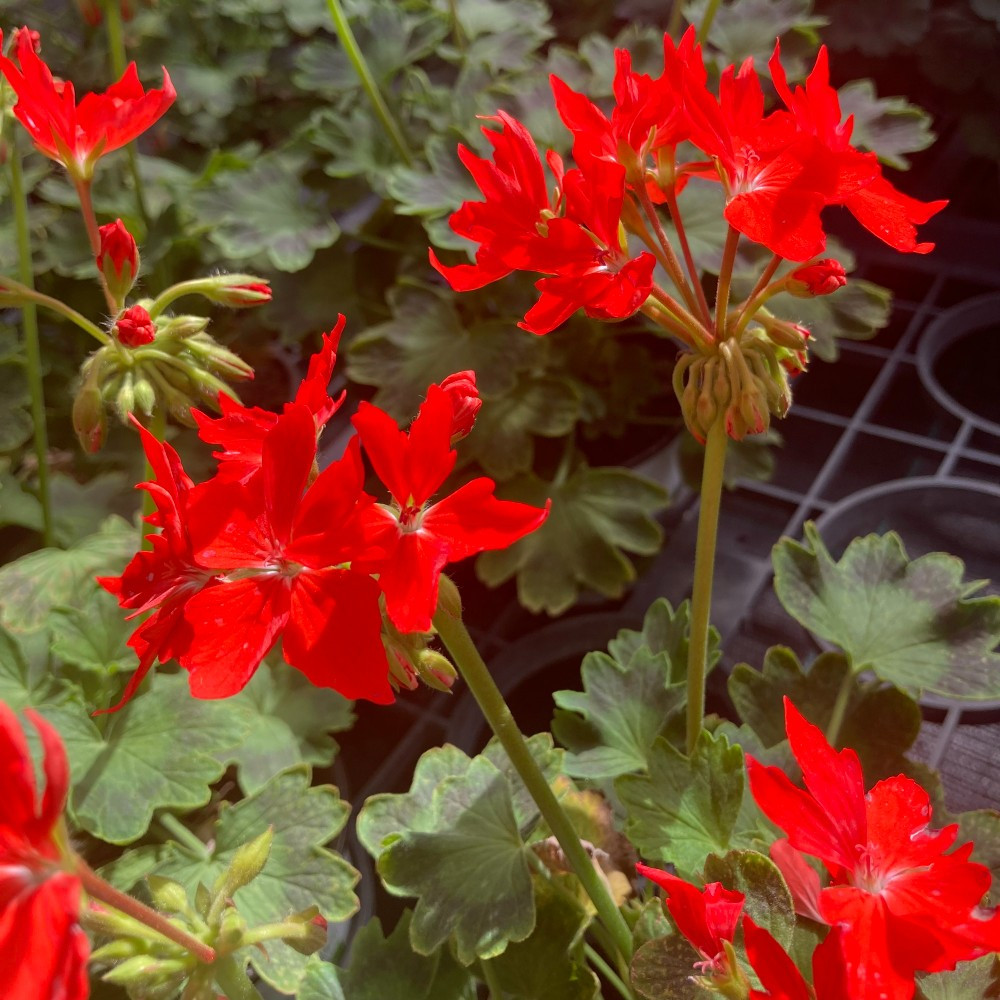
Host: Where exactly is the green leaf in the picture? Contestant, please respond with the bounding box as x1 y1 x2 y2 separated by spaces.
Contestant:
40 674 249 844
696 0 827 66
190 153 340 271
476 464 668 615
838 80 936 170
485 877 600 1000
0 359 32 451
916 955 1000 1000
223 660 355 794
0 517 135 633
49 588 135 677
728 647 922 781
464 375 582 480
346 284 541 422
772 523 1000 701
299 957 347 1000
336 911 473 999
377 755 534 964
0 626 59 709
630 934 707 1000
616 731 747 879
768 279 891 362
955 810 1000 885
447 0 554 72
128 767 359 993
702 850 794 949
553 598 720 779
387 135 482 231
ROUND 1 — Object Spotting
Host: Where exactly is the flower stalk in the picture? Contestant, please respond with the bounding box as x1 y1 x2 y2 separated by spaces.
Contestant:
433 578 635 965
8 132 54 546
686 413 728 755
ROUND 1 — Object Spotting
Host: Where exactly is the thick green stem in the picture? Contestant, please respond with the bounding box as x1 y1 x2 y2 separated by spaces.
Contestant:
157 812 211 859
1 277 111 344
585 943 632 1000
479 958 504 999
77 860 216 964
685 415 728 755
697 0 723 44
825 666 856 746
324 0 413 165
213 956 265 1000
433 583 634 965
8 137 54 546
141 407 167 549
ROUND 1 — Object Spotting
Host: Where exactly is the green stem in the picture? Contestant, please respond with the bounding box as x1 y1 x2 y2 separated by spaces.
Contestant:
666 0 685 38
213 956 265 1000
733 253 783 338
479 958 504 1000
824 666 856 746
141 406 167 550
697 0 723 44
585 943 633 1000
1 277 111 344
102 0 152 235
685 415 728 756
324 0 413 165
714 226 740 340
157 811 210 859
432 582 634 965
77 860 216 964
8 136 54 546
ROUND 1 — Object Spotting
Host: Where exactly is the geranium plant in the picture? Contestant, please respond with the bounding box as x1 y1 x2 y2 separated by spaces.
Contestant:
1 5 999 1000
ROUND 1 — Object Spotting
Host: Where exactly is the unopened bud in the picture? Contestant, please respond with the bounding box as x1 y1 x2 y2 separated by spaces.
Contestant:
97 219 139 306
11 28 42 52
215 907 248 950
786 259 847 297
435 574 462 620
114 305 156 347
114 371 136 422
190 274 272 308
132 374 157 416
282 907 328 956
439 371 481 441
89 938 145 963
147 875 190 915
415 649 458 692
214 828 273 899
102 955 190 988
73 378 107 453
158 314 210 340
74 0 103 24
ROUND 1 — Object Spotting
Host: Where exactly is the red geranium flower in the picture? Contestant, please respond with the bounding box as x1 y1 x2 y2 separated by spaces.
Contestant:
429 112 654 335
182 403 392 702
0 26 175 180
192 320 345 484
352 380 549 633
748 699 1000 999
0 702 89 1000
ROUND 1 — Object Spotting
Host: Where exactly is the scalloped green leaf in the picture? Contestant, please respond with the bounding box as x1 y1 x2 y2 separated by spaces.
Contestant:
956 810 1000 886
616 731 748 879
299 957 347 1000
916 955 1000 1000
728 646 922 781
223 659 355 794
122 766 359 993
773 523 1000 701
0 517 135 633
376 755 535 964
695 0 827 66
190 154 339 271
768 278 891 362
839 79 936 170
49 588 135 678
335 911 473 1000
702 850 794 948
0 626 59 709
553 598 721 779
346 284 541 421
476 464 668 615
39 674 249 844
484 876 600 1000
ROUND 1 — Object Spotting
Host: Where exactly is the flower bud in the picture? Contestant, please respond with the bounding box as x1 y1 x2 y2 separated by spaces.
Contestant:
415 649 458 692
439 371 481 441
786 259 847 297
114 305 156 347
97 219 139 306
213 828 273 899
11 28 42 52
158 314 210 340
281 907 328 956
114 371 136 422
146 875 190 915
197 274 272 308
72 378 107 453
101 955 190 989
73 0 103 24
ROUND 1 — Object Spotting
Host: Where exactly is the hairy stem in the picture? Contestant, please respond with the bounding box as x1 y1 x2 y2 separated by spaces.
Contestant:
714 225 740 341
686 414 728 755
585 943 633 1000
9 136 54 546
213 956 265 1000
433 581 634 964
77 860 216 964
73 177 119 314
324 0 413 165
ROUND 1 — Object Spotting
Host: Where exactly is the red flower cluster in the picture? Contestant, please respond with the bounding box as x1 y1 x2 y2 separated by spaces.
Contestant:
0 703 88 1000
0 26 175 180
100 323 548 710
748 699 1000 999
432 31 945 333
